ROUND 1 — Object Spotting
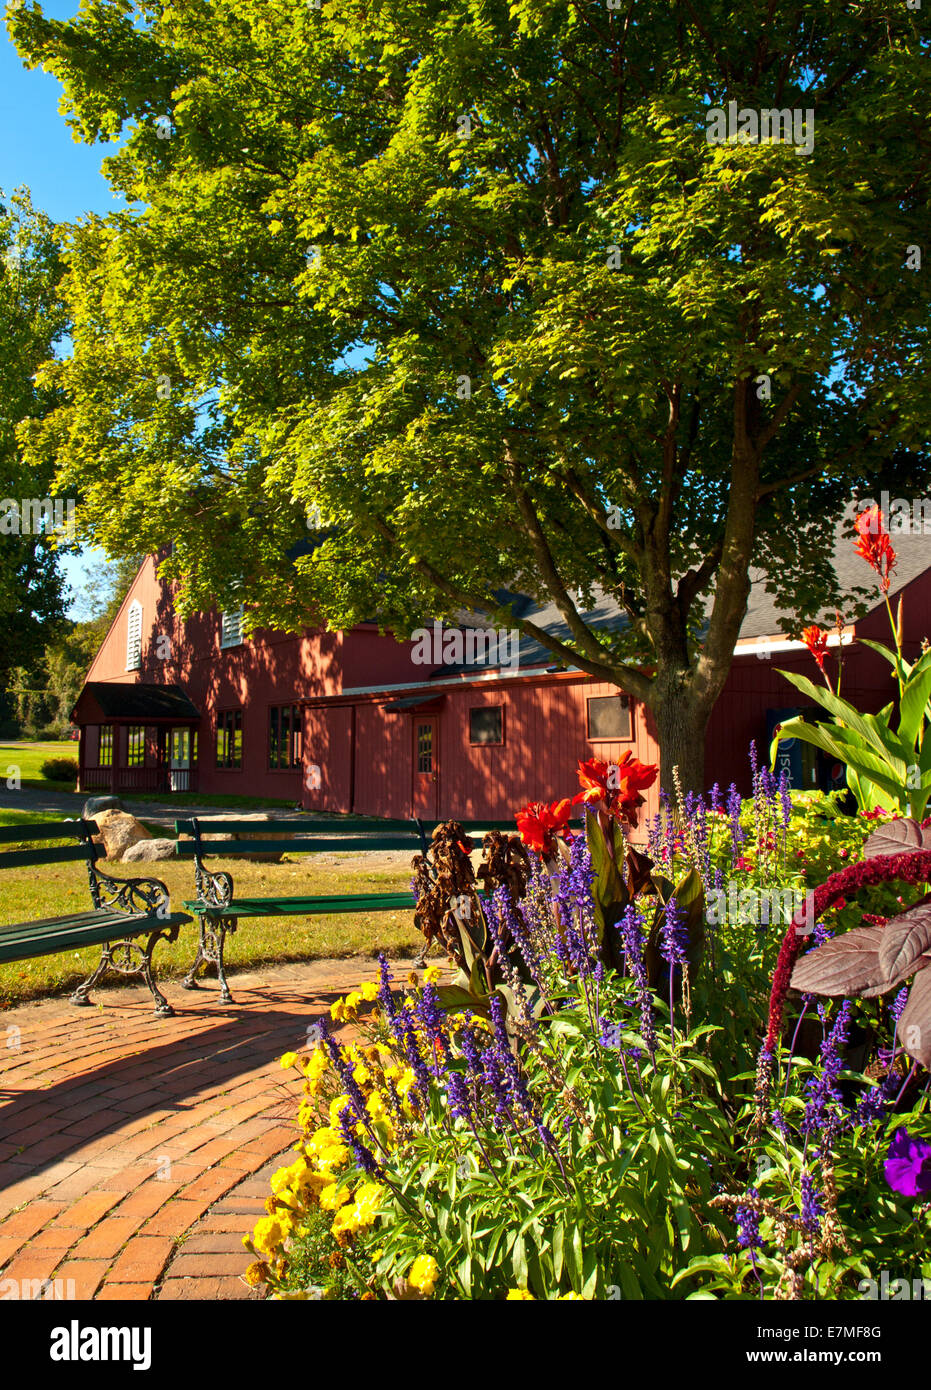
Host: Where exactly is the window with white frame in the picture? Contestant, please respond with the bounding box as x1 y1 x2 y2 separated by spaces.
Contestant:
220 604 244 649
126 599 142 670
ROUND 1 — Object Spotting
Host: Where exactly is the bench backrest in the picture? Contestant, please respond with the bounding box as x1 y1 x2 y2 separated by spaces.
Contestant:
174 816 431 859
0 818 102 870
172 815 555 863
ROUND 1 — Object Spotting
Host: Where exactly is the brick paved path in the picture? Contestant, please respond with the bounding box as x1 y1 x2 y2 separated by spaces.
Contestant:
0 958 407 1300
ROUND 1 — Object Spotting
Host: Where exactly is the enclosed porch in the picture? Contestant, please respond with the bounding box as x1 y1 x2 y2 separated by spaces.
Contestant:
71 682 202 796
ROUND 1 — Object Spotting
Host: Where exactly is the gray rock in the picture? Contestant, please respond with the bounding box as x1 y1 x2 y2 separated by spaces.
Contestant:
83 795 124 820
121 838 177 863
92 809 152 862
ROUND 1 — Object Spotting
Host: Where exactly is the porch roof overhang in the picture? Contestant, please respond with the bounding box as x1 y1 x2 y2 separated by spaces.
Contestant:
72 682 201 725
381 694 446 713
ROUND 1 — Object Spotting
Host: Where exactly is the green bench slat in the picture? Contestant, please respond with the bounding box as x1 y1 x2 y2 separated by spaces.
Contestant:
0 844 103 869
182 892 415 917
0 819 98 844
0 911 190 964
174 817 422 837
174 836 422 856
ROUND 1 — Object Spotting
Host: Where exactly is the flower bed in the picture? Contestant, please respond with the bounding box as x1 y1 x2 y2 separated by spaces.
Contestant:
245 754 931 1300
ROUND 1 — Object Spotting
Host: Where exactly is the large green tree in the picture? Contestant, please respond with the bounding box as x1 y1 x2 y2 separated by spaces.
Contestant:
10 0 930 787
0 188 69 708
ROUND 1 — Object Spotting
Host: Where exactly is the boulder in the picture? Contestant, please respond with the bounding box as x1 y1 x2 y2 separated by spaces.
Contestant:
83 795 124 821
92 809 152 862
121 838 177 864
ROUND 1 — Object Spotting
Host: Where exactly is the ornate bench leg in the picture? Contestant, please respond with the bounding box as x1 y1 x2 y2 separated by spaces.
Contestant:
181 916 209 991
71 926 179 1017
182 914 236 1004
70 945 113 1008
141 927 177 1017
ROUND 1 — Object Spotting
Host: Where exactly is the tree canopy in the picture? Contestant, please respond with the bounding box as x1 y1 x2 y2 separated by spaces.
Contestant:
0 188 69 696
10 0 931 784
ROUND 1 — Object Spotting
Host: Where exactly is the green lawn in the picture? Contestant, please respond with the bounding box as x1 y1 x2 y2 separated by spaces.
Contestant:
0 810 421 1008
1 741 79 790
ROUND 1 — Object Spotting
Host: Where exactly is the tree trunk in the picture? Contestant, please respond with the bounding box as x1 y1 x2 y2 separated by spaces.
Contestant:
652 690 711 797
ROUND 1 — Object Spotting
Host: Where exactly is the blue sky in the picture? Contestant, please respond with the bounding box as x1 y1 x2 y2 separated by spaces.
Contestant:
2 1 118 618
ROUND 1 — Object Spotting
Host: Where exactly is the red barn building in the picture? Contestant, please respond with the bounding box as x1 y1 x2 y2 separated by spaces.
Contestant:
72 530 931 821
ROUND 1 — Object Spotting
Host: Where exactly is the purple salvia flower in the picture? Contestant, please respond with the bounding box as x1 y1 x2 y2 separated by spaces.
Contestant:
891 987 909 1023
735 1190 762 1250
337 1105 381 1175
727 783 744 859
659 895 689 966
800 1171 823 1233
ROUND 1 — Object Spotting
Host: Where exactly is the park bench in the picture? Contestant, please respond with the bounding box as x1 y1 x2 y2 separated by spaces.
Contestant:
173 815 519 1003
0 819 191 1017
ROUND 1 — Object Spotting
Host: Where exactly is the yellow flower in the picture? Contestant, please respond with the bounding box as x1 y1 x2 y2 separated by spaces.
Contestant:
329 1094 356 1127
365 1091 387 1121
279 1051 298 1070
251 1216 288 1255
558 1292 586 1300
352 1061 372 1085
424 965 443 984
408 1254 439 1297
270 1164 300 1194
395 1067 417 1099
330 999 347 1023
360 980 379 1001
244 1261 269 1287
331 1205 357 1237
307 1126 341 1155
316 1144 350 1171
303 1047 328 1081
506 1289 535 1300
352 1182 385 1229
407 971 420 987
319 1183 351 1212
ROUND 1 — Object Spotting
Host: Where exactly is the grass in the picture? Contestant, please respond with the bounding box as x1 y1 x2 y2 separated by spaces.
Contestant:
1 741 79 791
0 811 421 1009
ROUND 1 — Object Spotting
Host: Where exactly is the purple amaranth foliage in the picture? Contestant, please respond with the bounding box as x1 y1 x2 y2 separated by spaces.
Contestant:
735 1189 763 1250
618 905 657 1058
800 1171 823 1233
659 894 689 966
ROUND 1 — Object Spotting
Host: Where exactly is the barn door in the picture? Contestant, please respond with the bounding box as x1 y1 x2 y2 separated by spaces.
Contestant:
412 718 438 818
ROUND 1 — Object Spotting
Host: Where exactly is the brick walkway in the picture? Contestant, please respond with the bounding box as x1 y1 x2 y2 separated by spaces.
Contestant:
0 958 408 1300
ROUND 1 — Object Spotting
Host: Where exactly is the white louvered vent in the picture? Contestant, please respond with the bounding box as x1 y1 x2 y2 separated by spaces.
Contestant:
126 600 142 671
220 604 244 649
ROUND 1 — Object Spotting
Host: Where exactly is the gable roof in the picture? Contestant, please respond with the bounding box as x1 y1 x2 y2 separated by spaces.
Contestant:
432 523 931 677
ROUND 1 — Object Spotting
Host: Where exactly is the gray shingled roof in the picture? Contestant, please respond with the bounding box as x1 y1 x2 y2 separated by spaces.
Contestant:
433 523 931 677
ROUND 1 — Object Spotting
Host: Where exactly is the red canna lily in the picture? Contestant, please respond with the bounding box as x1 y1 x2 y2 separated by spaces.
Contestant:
854 506 897 594
800 624 830 674
574 751 658 827
515 798 574 857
